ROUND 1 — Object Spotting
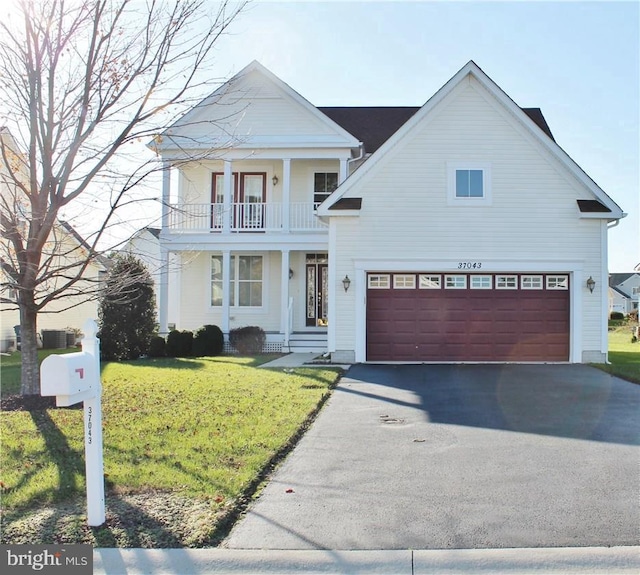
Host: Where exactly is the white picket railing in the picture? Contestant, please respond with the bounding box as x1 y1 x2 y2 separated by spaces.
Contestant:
167 202 327 233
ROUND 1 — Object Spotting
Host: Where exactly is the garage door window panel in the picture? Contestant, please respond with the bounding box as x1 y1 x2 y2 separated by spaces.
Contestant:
547 275 569 290
445 275 467 289
470 275 492 289
521 275 543 290
419 275 441 289
496 275 518 289
393 274 416 289
368 274 391 289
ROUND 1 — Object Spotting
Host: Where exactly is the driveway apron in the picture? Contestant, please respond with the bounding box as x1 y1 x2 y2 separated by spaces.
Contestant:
225 364 640 550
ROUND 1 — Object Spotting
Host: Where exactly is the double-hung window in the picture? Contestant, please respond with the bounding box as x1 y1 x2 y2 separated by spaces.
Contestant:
211 255 263 307
447 162 492 205
314 172 339 206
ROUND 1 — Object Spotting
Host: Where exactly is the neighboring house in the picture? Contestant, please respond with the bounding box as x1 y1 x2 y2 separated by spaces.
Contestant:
121 227 179 329
0 128 109 350
608 273 640 315
151 60 624 362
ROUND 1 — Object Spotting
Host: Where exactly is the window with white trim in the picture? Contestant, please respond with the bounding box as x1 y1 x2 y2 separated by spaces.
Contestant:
521 275 543 290
314 172 339 205
546 275 569 290
496 275 518 289
368 274 391 289
419 275 441 289
211 255 263 307
394 274 416 289
447 163 492 205
445 275 467 289
470 275 492 289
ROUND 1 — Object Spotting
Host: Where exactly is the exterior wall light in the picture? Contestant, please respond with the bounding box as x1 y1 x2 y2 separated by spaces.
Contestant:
342 275 351 292
586 276 596 293
289 268 294 279
272 175 279 186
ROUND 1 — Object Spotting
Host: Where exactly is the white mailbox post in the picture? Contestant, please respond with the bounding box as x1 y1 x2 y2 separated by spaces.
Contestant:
41 319 105 527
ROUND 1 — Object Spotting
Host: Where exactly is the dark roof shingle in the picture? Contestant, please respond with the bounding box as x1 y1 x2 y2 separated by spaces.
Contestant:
319 105 555 154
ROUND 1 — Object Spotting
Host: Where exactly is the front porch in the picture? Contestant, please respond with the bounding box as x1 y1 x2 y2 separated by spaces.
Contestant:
157 249 331 354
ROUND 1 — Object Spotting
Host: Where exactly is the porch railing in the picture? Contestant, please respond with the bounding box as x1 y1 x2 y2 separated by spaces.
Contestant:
167 202 328 233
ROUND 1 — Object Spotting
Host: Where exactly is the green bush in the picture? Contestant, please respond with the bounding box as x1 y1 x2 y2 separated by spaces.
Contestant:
610 311 625 320
229 326 266 355
148 335 166 358
98 255 156 361
192 325 224 357
166 329 193 357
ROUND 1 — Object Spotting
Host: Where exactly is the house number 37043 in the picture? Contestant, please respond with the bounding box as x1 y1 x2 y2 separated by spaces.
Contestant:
458 262 482 269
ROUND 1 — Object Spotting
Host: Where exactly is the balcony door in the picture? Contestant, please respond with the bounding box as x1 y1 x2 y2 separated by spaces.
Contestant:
211 172 266 230
238 173 266 230
306 253 328 327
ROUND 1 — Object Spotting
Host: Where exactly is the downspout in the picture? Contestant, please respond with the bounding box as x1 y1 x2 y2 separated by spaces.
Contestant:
603 213 626 363
347 142 365 174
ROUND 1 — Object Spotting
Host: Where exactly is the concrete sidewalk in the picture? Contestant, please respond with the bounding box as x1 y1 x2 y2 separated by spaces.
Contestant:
94 546 640 574
259 352 350 369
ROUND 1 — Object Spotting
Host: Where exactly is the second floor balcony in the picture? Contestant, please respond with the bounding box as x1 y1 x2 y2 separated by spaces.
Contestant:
166 202 328 234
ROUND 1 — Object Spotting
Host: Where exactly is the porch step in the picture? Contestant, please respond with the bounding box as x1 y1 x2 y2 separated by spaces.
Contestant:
287 332 328 354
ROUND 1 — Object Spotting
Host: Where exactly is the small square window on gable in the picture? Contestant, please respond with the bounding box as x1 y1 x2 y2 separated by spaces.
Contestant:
447 162 492 206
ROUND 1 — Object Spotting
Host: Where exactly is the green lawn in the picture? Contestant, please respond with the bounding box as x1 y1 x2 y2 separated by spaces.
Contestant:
592 326 640 384
0 355 341 547
1 348 77 397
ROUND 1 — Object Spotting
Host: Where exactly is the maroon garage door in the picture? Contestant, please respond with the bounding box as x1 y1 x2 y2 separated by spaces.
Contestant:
366 273 570 362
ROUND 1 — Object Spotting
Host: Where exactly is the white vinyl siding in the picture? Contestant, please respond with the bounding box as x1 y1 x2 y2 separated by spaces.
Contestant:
331 76 605 361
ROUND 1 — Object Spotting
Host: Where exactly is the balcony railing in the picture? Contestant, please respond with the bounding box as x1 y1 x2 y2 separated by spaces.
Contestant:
167 202 328 233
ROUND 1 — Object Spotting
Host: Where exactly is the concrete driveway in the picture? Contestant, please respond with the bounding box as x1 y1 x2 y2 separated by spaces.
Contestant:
225 364 640 550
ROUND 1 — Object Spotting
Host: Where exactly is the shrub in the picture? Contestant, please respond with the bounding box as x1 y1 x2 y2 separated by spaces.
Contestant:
166 329 193 357
192 324 224 357
99 255 156 361
148 336 166 358
229 326 266 355
610 311 625 320
628 309 638 322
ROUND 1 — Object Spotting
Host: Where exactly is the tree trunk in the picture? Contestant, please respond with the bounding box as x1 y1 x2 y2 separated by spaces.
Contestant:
20 302 40 396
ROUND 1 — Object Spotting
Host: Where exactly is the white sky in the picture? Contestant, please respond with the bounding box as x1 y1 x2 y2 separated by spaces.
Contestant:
201 0 638 272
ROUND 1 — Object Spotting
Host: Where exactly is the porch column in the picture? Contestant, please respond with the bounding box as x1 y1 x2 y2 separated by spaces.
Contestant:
161 161 171 229
281 249 291 348
221 250 231 335
339 158 348 184
282 159 291 233
223 160 232 233
158 247 169 335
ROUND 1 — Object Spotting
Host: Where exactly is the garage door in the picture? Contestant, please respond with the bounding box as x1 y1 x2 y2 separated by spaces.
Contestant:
366 273 570 362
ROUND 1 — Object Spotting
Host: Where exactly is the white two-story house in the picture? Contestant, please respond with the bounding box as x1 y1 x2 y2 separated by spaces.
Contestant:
152 61 624 362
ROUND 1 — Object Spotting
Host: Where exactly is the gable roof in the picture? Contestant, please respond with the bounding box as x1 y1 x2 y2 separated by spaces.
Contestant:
154 61 360 153
59 221 111 269
609 272 639 287
317 60 624 220
319 106 555 155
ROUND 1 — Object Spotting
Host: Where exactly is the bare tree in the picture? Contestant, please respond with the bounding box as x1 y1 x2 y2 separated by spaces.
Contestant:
0 0 247 395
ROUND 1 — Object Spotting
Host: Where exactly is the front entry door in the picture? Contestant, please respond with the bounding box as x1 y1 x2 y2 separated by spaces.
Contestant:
306 254 328 327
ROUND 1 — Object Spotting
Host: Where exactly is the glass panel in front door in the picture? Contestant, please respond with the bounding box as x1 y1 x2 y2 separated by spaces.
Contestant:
306 259 328 327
